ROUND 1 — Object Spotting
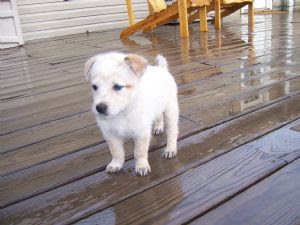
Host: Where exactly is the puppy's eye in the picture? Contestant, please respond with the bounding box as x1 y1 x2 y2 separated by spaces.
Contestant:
92 85 98 91
113 84 124 91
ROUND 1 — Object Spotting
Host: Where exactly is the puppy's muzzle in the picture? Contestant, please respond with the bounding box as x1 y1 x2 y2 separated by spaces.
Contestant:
96 103 108 115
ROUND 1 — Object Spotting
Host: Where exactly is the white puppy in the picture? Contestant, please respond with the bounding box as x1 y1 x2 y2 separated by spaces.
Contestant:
84 52 179 176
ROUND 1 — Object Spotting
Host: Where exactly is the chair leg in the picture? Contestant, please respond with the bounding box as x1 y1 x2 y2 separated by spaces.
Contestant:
178 0 189 37
143 2 156 32
125 0 135 25
248 1 254 29
199 6 207 32
214 0 221 29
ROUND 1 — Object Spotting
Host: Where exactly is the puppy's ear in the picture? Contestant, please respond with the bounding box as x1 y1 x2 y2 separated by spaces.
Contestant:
84 56 96 81
124 54 148 77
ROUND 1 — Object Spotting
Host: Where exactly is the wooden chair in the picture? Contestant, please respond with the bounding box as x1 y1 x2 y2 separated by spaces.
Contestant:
121 0 254 39
121 0 211 39
212 0 254 29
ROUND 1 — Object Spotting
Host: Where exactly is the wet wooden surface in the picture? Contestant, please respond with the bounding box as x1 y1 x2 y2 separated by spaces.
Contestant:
191 158 300 225
1 12 300 225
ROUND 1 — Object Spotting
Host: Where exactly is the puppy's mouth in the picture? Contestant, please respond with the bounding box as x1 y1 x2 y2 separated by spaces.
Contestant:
97 112 108 117
98 111 108 116
97 112 114 119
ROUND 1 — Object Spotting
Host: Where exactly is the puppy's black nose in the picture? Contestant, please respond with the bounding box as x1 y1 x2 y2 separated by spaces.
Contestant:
96 103 108 115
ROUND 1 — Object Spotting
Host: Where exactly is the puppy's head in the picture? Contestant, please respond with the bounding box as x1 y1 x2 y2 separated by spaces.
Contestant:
84 52 148 119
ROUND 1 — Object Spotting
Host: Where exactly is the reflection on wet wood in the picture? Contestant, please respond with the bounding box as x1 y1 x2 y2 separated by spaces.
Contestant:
76 141 284 225
1 75 298 176
193 159 300 225
1 12 300 225
247 120 300 160
0 111 95 153
1 96 299 223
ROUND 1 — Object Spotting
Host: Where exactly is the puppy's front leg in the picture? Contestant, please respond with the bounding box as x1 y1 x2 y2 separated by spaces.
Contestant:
134 134 151 176
105 136 125 173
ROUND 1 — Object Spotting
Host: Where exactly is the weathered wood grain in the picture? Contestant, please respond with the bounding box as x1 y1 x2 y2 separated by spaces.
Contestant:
2 91 298 206
1 12 300 225
2 78 299 176
246 120 300 161
2 33 299 102
1 94 299 222
191 159 300 225
0 111 95 153
0 124 103 176
2 57 299 136
75 146 284 225
2 24 300 82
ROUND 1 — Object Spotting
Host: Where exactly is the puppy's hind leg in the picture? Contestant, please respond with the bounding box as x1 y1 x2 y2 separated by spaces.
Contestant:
105 135 125 173
163 97 179 159
153 113 164 135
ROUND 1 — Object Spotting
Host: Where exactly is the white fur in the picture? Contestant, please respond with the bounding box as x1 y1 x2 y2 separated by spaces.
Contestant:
85 52 179 176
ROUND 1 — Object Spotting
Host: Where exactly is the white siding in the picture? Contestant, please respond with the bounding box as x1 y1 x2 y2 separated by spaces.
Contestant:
255 0 272 9
16 0 148 41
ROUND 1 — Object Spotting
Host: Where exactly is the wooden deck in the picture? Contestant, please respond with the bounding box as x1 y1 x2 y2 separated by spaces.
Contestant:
1 12 300 225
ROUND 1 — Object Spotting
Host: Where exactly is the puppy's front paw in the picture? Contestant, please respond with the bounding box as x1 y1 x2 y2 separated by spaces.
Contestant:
106 161 123 173
163 148 177 159
153 115 164 135
153 126 164 135
135 160 151 176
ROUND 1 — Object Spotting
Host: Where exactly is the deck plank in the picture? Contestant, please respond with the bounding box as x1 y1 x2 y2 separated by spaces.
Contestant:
1 56 299 134
0 111 95 153
1 95 299 221
191 159 300 225
2 36 299 103
1 77 299 175
1 12 300 225
75 139 292 225
248 120 300 161
2 24 296 87
2 67 299 151
1 94 298 206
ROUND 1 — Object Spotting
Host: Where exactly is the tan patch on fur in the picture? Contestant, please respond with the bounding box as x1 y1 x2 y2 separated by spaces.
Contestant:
124 54 148 77
125 85 134 89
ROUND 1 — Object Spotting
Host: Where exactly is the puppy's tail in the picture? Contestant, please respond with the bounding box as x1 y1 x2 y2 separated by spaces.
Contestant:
155 54 168 70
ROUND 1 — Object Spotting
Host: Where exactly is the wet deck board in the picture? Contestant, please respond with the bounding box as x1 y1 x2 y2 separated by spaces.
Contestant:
191 158 300 225
75 130 294 225
1 78 299 175
1 12 300 225
1 95 299 208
